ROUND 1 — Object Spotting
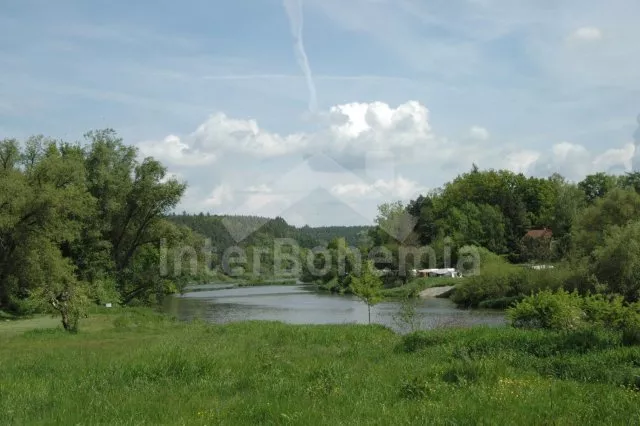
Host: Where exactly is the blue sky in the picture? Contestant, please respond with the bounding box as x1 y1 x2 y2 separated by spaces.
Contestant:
2 0 640 226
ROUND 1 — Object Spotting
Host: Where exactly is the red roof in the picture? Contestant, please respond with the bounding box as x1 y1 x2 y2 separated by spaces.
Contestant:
525 228 553 239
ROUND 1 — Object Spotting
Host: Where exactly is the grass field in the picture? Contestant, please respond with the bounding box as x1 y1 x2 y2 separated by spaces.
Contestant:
1 308 639 425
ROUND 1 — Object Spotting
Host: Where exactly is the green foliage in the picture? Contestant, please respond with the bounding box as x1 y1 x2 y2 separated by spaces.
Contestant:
591 220 640 302
407 168 561 260
0 131 200 330
507 290 585 330
571 187 640 259
507 290 640 333
349 260 383 324
451 263 565 308
392 297 421 332
578 172 619 204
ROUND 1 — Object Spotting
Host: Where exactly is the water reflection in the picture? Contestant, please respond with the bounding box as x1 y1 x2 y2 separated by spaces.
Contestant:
164 284 506 332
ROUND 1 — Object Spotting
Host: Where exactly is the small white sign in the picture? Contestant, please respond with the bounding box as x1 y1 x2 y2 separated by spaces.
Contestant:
105 303 112 308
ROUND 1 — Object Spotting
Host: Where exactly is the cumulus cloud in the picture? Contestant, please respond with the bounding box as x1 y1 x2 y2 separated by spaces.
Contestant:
245 184 273 194
140 100 635 225
137 135 216 166
503 150 540 174
323 101 435 158
568 26 603 42
138 101 445 167
204 184 234 207
469 126 490 141
529 141 633 180
137 113 307 166
331 175 425 200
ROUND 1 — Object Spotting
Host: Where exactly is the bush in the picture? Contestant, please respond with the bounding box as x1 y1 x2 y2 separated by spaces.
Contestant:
508 290 640 332
451 262 576 308
507 290 585 330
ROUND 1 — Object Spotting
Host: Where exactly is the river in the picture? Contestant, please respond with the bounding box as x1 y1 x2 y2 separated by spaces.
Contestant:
163 283 506 332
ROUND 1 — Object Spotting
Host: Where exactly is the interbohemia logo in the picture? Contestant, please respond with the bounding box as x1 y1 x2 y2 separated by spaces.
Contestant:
159 150 482 279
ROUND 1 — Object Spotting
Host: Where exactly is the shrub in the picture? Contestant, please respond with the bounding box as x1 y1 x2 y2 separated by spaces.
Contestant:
508 290 640 333
451 262 574 308
507 289 585 330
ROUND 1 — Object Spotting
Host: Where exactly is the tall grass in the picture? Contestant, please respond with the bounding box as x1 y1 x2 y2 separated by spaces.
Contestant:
0 309 638 425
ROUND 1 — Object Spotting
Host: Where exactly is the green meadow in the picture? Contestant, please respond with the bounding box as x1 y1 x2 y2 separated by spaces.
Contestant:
1 308 639 425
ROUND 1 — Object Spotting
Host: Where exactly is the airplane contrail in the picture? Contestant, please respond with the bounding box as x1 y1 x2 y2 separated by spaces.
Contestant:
283 0 318 113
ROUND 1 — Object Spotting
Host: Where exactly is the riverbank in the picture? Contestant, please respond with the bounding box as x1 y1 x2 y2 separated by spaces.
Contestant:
1 308 638 424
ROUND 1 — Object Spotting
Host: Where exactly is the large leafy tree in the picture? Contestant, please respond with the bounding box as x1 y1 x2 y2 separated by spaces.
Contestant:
0 137 94 329
572 187 640 259
578 172 619 204
592 221 640 302
82 130 187 304
0 130 201 330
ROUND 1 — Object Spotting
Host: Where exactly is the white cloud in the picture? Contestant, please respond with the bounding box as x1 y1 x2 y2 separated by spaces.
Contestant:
530 141 633 180
593 143 635 171
137 135 216 166
140 100 635 225
331 175 425 200
568 26 603 42
138 101 442 166
245 184 273 194
160 171 184 184
504 150 540 174
137 114 308 166
469 126 490 141
204 184 234 207
190 113 308 157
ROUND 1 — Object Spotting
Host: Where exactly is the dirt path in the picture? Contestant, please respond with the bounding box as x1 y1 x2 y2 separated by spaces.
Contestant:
419 285 456 298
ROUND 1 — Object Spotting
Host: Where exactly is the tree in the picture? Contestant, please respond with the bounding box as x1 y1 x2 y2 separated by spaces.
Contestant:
578 173 618 204
549 177 586 259
0 137 93 329
619 172 640 194
82 130 187 304
572 188 640 258
592 221 640 302
0 130 201 331
349 260 383 324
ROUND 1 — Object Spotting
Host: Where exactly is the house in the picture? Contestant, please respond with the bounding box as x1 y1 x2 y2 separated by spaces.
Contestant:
522 227 554 262
524 228 553 240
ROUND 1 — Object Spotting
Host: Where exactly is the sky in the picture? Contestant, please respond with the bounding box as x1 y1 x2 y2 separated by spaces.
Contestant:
2 0 640 226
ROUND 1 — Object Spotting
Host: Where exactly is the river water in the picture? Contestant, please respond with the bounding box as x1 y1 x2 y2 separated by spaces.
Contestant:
163 284 506 332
